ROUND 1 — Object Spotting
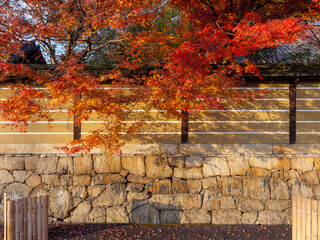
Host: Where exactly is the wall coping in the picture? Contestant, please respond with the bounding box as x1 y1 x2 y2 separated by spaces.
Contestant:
0 143 320 155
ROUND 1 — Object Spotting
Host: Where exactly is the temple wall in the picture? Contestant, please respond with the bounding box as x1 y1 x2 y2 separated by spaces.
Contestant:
0 143 319 225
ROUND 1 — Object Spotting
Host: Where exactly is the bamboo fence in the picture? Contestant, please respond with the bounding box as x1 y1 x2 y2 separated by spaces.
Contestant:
292 196 320 240
3 194 48 240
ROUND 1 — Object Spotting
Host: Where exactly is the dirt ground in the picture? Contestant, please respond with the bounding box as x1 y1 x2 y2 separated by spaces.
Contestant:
0 223 291 240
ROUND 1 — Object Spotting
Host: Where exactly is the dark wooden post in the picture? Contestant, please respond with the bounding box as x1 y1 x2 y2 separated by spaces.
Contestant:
181 111 189 143
74 94 81 140
289 79 297 144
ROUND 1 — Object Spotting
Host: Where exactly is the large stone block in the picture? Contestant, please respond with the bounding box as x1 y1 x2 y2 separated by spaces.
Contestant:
126 183 144 192
227 156 250 175
0 157 24 170
185 156 203 168
122 184 139 196
25 156 38 170
202 177 218 189
168 156 185 168
290 179 313 198
221 177 242 196
30 185 49 197
72 175 91 186
187 179 202 194
203 157 230 177
242 212 257 224
130 204 160 224
93 155 121 174
42 175 60 186
301 171 319 185
236 197 264 212
249 156 290 170
251 168 271 178
121 156 145 176
4 183 32 199
212 209 242 224
0 170 14 184
145 156 173 179
127 174 153 184
173 167 203 179
92 174 126 185
202 189 222 211
270 178 290 200
243 177 270 200
127 191 149 202
107 206 129 223
88 185 105 198
126 199 149 213
70 201 91 223
49 187 71 219
71 186 87 199
26 174 42 188
291 157 314 172
90 207 106 223
74 156 92 175
160 210 183 224
60 175 72 186
57 157 74 174
36 157 58 174
181 209 211 224
92 183 126 208
256 211 287 225
220 196 236 209
273 144 320 155
149 194 202 210
13 171 32 183
146 179 172 194
265 200 291 211
284 170 299 180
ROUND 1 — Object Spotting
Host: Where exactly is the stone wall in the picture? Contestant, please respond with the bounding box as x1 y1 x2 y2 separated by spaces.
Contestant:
0 143 320 225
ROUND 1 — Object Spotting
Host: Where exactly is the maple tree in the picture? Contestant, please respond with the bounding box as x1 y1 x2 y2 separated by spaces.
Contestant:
0 0 162 153
0 0 315 153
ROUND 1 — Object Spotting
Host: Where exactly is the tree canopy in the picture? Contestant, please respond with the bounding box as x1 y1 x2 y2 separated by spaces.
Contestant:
0 0 316 153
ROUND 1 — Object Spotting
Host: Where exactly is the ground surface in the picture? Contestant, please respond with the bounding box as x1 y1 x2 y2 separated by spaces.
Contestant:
0 223 291 239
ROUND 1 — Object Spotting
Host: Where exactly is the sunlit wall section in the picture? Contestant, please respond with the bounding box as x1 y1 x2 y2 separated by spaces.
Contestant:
297 82 320 143
188 82 290 144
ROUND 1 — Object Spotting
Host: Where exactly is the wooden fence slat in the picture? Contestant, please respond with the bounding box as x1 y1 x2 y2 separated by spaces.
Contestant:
19 200 24 240
306 198 312 240
7 200 15 240
23 198 28 240
4 193 7 240
297 196 302 240
312 200 317 240
41 196 48 240
4 195 48 240
32 197 37 240
27 198 32 240
15 200 19 240
37 196 42 240
293 196 297 240
317 201 320 240
302 197 306 240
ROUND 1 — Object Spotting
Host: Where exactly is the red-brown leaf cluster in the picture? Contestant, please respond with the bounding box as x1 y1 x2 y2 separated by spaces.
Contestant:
0 0 317 153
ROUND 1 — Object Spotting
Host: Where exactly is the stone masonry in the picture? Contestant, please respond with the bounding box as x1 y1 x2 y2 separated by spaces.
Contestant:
1 143 320 224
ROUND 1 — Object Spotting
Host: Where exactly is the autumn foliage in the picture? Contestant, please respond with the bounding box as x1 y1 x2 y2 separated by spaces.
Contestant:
0 0 316 153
